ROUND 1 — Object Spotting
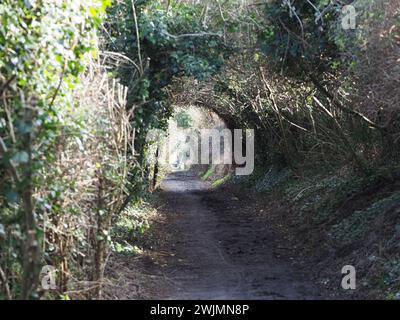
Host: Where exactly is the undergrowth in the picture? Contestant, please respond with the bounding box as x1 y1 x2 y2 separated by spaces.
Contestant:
111 195 158 256
239 163 400 298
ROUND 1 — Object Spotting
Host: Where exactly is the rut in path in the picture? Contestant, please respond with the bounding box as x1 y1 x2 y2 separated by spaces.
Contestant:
145 171 321 299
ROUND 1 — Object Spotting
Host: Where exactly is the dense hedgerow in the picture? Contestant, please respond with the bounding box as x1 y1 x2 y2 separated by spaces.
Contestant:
0 0 135 299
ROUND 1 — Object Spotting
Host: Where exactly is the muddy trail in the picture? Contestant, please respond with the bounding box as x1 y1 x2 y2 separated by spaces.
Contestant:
105 171 328 300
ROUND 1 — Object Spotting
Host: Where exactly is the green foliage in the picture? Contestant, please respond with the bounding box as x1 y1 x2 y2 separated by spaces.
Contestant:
106 0 227 105
110 198 156 255
382 259 400 290
254 166 293 193
211 174 232 188
201 166 215 181
138 0 226 81
175 111 192 129
331 191 400 243
256 0 342 75
0 0 120 299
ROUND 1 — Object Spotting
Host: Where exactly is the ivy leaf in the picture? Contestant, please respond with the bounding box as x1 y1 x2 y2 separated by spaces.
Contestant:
12 151 29 164
5 190 19 204
16 121 33 134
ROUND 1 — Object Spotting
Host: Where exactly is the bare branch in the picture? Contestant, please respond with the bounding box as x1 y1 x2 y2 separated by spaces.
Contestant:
131 0 143 75
165 31 222 39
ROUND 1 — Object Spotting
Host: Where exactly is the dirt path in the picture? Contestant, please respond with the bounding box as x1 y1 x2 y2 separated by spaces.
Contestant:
105 171 324 299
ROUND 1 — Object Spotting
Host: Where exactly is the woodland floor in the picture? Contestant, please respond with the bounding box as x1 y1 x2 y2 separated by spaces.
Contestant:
103 171 346 300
